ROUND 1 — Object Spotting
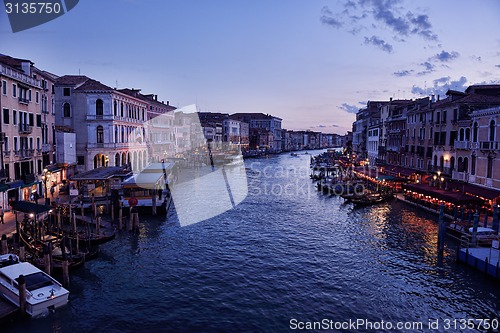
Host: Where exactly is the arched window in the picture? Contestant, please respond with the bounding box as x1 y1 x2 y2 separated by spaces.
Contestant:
63 103 71 117
120 102 124 117
96 125 104 143
465 128 470 141
458 157 463 172
487 156 493 178
115 153 120 166
439 156 444 169
450 156 455 171
114 101 117 116
96 99 104 116
471 154 476 175
473 122 478 142
114 126 118 143
489 120 495 142
463 157 469 173
433 155 437 167
459 128 464 141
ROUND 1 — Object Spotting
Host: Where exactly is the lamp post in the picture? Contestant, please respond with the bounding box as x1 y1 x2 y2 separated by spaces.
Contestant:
42 168 51 206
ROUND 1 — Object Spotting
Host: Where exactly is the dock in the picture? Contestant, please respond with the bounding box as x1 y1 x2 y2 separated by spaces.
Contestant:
0 297 19 323
457 247 500 279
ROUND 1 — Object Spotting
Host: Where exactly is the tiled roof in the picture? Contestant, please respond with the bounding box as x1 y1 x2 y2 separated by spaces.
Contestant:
74 78 113 92
0 54 31 69
55 75 89 85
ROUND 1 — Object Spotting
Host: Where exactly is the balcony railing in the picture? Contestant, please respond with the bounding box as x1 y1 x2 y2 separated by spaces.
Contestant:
18 97 29 105
18 124 33 134
42 143 51 152
452 171 469 182
454 140 470 150
479 141 499 150
14 149 34 158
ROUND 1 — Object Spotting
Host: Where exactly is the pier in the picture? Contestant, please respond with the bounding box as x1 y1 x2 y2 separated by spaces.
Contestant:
0 298 19 323
458 246 500 279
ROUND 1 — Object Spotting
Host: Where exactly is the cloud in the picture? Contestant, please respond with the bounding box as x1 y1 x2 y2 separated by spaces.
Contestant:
393 69 413 77
364 35 393 53
339 103 361 114
411 76 468 97
471 55 482 62
320 6 343 28
321 0 439 52
417 61 435 75
433 50 460 62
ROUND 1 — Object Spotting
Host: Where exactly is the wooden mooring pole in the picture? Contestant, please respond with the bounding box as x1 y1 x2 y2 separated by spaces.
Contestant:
1 234 7 254
18 275 27 318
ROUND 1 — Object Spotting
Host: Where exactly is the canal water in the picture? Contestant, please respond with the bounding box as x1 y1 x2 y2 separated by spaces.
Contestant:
4 150 500 332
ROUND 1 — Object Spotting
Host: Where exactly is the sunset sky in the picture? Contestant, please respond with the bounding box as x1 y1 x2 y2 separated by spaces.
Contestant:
1 0 499 134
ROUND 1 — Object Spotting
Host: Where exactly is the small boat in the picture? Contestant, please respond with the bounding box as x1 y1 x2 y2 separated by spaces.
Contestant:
467 227 499 247
290 153 299 157
350 192 393 206
0 258 70 317
0 254 20 268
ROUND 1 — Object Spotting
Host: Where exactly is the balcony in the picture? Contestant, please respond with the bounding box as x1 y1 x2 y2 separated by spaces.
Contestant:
18 97 29 105
18 124 32 135
479 141 499 150
454 140 470 150
452 170 469 182
42 143 51 152
14 149 34 158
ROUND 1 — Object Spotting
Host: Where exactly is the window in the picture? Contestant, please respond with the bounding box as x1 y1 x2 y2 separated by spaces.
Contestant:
12 84 17 97
13 137 18 152
28 90 32 101
3 108 9 124
35 91 39 103
37 137 40 149
487 156 493 178
114 101 117 116
96 126 104 143
36 114 42 127
4 137 9 151
13 110 16 125
471 154 476 176
63 103 71 117
489 120 495 142
77 156 85 165
473 122 478 142
1 80 6 95
28 113 34 126
96 99 104 116
63 88 71 96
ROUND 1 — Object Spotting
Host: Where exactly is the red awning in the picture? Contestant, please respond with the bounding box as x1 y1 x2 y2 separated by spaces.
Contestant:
448 181 500 200
403 183 483 205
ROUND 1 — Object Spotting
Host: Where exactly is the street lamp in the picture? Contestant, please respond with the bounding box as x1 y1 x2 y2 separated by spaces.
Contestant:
42 168 51 206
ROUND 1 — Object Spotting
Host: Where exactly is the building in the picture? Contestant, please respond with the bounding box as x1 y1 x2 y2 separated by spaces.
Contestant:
0 54 58 205
230 113 282 152
54 76 149 173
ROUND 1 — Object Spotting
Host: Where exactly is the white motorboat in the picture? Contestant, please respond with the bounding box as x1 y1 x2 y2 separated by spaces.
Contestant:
0 258 69 317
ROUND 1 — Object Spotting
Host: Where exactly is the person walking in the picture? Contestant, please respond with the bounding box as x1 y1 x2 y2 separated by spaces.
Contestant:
0 206 4 224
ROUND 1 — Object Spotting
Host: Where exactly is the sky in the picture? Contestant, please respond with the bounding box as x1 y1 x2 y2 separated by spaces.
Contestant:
1 0 499 135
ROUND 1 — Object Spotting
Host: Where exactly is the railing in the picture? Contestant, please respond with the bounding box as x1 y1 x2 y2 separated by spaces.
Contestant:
18 124 32 134
42 143 51 152
452 170 469 182
3 150 10 157
479 141 499 150
18 97 29 104
454 140 470 150
0 64 40 87
14 149 34 158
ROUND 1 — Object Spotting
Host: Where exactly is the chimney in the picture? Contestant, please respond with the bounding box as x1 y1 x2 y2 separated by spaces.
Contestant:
437 95 440 101
155 95 158 101
431 94 435 103
167 101 169 106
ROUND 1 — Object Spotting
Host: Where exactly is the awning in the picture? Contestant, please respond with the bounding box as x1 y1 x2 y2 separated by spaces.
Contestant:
46 165 61 172
21 181 41 188
0 183 9 192
7 180 24 189
403 183 483 205
448 181 500 201
10 201 52 214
